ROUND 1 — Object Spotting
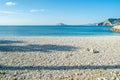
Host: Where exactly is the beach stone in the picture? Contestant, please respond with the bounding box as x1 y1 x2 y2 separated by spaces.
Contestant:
93 49 99 53
97 77 108 80
111 77 120 80
86 48 91 51
86 48 99 53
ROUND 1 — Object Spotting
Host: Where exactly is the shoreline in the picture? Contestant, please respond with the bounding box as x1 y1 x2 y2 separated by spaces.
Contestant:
0 35 120 38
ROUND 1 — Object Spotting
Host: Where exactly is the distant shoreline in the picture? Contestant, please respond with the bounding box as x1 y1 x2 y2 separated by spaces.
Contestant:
0 25 93 26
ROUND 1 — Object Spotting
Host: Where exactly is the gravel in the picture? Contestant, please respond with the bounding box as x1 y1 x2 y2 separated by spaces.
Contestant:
0 36 120 80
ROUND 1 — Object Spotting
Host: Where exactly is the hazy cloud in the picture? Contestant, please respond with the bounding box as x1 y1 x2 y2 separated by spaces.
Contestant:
0 10 18 14
5 2 16 6
30 9 45 13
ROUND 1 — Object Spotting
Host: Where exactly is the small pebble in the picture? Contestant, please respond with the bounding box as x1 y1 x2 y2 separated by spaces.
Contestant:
97 77 108 80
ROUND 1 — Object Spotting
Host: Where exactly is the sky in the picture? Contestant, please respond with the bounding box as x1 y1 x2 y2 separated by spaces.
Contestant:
0 0 120 25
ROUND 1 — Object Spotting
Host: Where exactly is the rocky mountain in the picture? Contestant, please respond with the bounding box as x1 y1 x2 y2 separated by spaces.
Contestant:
96 18 120 26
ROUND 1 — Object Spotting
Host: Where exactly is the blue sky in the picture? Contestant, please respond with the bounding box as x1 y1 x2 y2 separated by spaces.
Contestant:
0 0 120 25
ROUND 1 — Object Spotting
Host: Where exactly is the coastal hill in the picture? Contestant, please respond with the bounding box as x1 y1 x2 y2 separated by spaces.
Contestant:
96 18 120 26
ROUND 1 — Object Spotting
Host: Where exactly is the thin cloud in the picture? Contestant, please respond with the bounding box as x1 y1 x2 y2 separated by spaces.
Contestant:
39 9 45 12
0 10 18 14
30 9 45 13
5 2 16 6
0 10 36 15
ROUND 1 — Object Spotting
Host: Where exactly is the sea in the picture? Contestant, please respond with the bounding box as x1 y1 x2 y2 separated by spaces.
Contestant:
0 25 119 37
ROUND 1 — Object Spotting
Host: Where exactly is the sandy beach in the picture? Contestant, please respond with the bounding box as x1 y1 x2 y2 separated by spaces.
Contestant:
0 36 120 80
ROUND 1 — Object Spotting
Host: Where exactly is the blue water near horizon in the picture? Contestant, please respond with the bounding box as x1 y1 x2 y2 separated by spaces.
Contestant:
0 25 119 37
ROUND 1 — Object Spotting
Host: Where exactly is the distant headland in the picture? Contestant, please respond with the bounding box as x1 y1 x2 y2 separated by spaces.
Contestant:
96 18 120 26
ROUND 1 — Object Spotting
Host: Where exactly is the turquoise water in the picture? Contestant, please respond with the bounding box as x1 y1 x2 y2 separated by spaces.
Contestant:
0 25 119 37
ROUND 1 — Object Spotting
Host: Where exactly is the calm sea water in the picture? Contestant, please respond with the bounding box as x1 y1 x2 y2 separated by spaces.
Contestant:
0 25 119 37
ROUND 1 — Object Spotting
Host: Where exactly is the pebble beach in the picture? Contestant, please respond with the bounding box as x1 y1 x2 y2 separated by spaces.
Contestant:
0 36 120 80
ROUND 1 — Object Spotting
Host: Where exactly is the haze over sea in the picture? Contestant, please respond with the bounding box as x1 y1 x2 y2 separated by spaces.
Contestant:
0 25 119 37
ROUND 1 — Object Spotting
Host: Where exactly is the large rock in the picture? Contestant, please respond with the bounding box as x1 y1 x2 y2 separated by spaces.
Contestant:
110 25 120 32
96 18 120 26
